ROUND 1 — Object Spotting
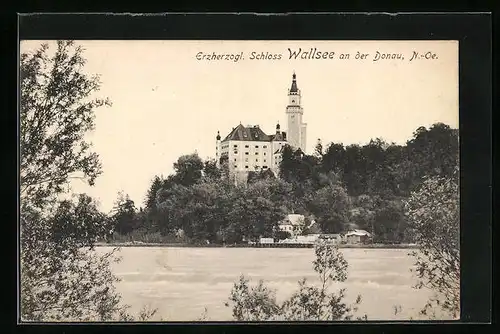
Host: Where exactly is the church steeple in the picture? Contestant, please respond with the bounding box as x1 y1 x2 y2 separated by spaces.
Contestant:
290 71 299 93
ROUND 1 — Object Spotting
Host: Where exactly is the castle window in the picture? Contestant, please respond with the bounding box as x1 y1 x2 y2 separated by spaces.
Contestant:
245 166 249 169
234 151 238 154
256 159 258 162
263 145 267 148
263 159 267 162
234 145 238 148
245 145 249 148
234 158 237 162
245 152 249 155
263 152 266 156
255 152 258 155
234 165 237 168
255 145 259 148
245 158 248 162
263 166 268 169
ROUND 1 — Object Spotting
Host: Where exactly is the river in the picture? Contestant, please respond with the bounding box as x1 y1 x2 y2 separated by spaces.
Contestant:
97 246 448 321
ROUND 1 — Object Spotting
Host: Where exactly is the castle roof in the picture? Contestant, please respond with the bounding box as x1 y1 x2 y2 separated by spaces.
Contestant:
222 124 269 142
269 132 286 141
222 124 287 142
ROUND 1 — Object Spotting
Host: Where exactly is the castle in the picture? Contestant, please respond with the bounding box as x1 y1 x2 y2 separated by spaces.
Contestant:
215 72 307 183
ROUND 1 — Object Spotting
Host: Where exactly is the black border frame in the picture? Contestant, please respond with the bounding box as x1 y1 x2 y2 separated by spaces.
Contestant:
13 12 492 333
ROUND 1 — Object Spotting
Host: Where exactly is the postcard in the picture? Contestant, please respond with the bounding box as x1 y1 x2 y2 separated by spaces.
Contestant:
19 38 461 322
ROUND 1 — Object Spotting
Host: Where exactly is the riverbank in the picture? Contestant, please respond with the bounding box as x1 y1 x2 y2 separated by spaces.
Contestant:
95 241 419 249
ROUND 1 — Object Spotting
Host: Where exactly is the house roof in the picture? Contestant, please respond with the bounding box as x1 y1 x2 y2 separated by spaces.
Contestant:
320 234 341 239
280 214 305 226
345 229 371 237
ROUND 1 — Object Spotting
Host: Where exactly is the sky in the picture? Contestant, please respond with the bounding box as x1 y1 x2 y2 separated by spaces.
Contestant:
20 40 459 213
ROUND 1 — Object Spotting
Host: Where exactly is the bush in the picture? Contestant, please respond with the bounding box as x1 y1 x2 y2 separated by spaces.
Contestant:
225 241 367 321
405 175 460 318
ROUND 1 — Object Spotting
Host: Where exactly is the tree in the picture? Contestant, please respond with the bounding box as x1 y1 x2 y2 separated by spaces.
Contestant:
50 194 113 246
247 168 276 184
155 177 235 243
306 183 351 234
155 184 188 236
225 275 281 321
144 175 164 212
278 145 321 212
203 158 221 181
406 123 459 183
405 174 460 318
20 195 123 321
343 144 369 196
20 40 110 210
225 242 366 321
20 41 148 321
110 192 138 236
314 138 324 159
321 143 345 176
349 194 383 235
372 200 407 243
142 175 164 233
172 153 204 186
362 138 399 197
227 179 287 242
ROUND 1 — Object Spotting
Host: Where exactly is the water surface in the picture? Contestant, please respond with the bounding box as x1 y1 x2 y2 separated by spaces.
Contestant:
98 247 443 321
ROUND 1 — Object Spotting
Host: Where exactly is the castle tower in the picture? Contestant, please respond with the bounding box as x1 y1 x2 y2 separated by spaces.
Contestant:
286 72 307 152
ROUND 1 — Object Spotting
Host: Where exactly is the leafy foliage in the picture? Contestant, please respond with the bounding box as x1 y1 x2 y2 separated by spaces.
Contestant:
172 153 204 186
20 41 156 322
203 158 222 181
225 242 366 321
121 122 458 246
225 276 282 321
110 192 139 235
20 196 124 321
20 41 111 209
144 175 164 212
152 176 288 244
306 183 351 234
405 174 460 318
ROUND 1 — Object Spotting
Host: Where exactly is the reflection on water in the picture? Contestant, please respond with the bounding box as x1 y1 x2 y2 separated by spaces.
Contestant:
96 247 442 321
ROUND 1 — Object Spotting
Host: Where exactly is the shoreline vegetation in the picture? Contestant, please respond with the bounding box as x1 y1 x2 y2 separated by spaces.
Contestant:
95 241 419 249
